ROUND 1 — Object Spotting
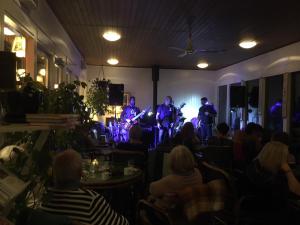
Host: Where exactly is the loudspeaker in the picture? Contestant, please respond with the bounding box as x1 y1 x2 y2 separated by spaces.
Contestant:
109 84 124 105
0 51 16 90
249 86 259 108
230 86 246 108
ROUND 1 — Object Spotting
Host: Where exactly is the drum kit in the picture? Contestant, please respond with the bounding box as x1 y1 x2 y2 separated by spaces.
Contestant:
108 120 128 143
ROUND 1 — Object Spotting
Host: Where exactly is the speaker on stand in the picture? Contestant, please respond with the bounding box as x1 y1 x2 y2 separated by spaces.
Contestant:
108 83 124 120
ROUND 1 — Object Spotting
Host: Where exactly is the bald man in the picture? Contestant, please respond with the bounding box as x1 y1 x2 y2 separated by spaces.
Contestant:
41 149 129 225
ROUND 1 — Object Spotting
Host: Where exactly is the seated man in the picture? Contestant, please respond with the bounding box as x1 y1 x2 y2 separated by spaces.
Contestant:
41 149 129 225
117 125 147 152
208 122 233 147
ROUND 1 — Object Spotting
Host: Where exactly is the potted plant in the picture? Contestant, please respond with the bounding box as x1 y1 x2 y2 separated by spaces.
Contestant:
18 74 46 114
86 78 110 116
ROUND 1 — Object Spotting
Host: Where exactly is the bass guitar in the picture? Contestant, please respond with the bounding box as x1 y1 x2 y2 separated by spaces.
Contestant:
122 106 151 130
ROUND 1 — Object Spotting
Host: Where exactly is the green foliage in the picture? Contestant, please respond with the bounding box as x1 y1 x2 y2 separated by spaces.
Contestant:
86 78 110 115
42 81 91 124
17 74 47 93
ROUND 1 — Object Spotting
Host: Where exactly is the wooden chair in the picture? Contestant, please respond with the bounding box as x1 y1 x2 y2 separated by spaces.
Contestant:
136 199 174 225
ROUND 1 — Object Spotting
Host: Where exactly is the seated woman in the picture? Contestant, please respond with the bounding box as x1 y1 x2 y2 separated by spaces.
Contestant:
174 122 201 151
149 145 203 209
247 141 300 211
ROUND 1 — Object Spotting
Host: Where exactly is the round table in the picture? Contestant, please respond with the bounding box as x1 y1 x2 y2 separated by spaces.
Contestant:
81 163 143 190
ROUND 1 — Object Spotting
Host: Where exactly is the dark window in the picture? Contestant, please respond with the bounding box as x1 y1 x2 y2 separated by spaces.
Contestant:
265 75 283 132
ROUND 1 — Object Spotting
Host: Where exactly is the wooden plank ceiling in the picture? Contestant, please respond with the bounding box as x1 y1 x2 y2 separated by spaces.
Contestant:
46 0 300 70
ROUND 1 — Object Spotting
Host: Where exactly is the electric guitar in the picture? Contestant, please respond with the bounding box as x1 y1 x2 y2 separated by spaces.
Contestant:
122 106 151 130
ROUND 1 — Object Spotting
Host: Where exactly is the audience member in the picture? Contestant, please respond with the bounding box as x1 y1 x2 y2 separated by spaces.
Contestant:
41 149 129 225
271 131 295 164
117 125 147 152
174 122 200 151
271 131 290 145
232 130 246 163
149 145 203 209
208 122 233 147
243 122 263 165
247 142 300 211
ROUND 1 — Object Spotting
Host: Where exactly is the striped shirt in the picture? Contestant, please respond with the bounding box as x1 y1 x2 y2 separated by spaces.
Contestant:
40 188 129 225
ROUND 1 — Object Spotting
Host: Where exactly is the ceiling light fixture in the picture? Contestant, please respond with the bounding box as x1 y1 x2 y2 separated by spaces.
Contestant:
197 62 209 69
107 58 119 65
239 40 257 49
4 27 15 36
103 31 121 42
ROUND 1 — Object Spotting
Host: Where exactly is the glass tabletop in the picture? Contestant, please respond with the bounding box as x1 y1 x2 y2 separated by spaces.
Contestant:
81 159 142 188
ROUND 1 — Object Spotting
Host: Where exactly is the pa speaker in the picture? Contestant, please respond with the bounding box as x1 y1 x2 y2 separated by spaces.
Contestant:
230 86 246 108
109 84 124 105
0 51 16 90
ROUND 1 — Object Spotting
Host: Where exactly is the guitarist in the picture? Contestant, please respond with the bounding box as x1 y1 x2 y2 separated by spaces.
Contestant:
156 96 176 144
120 96 141 141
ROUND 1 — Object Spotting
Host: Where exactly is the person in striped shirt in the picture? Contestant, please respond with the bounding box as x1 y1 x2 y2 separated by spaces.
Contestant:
40 149 129 225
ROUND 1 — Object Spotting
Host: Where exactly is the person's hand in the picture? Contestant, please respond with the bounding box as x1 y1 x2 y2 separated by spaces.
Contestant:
281 162 291 173
205 111 209 116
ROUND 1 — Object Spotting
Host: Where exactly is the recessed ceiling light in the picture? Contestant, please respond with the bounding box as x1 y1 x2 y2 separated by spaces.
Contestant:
197 62 209 69
107 58 119 65
4 27 15 36
239 40 257 49
103 31 121 42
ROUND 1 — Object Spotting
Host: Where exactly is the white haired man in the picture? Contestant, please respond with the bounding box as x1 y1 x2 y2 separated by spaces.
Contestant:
41 149 129 225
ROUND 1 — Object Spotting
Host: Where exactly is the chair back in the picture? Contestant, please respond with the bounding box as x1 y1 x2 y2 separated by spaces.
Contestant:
196 146 233 171
136 199 173 225
177 179 227 223
16 208 73 225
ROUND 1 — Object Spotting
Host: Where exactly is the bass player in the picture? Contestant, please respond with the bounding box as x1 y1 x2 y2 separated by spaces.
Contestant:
120 96 141 141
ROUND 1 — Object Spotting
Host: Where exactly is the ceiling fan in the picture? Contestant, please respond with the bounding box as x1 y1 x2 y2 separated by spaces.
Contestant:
168 18 226 58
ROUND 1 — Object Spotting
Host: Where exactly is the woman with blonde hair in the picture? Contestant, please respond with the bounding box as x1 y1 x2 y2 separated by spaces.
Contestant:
247 141 300 214
149 145 203 208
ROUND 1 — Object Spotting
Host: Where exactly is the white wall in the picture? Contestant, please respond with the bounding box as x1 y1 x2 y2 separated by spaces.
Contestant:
87 66 217 122
216 41 300 85
158 69 217 121
87 66 152 109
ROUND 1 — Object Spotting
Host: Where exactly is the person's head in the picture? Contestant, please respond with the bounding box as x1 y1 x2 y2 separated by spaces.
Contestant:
217 122 230 137
169 145 196 175
53 149 82 189
245 122 263 136
129 125 143 143
201 97 208 106
181 122 196 141
257 141 288 174
164 96 172 106
233 130 246 143
271 132 290 146
129 96 135 106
